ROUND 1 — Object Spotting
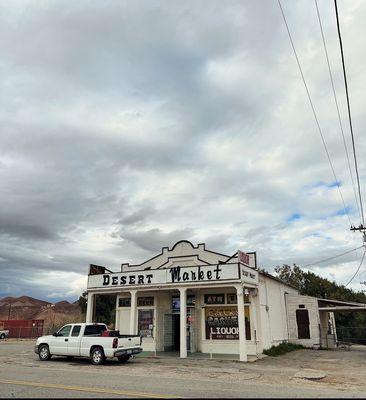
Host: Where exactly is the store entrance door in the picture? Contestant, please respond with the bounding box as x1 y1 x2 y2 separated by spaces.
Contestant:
163 314 180 351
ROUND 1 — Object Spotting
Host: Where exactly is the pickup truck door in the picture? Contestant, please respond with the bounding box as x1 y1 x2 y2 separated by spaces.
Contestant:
67 325 82 356
49 325 72 355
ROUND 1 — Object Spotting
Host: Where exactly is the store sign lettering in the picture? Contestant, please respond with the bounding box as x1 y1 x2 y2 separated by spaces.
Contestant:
169 266 222 283
87 263 258 289
103 274 153 286
210 326 239 336
98 265 225 287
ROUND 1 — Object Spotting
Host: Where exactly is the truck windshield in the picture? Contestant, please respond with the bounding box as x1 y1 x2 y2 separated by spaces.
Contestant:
84 325 107 336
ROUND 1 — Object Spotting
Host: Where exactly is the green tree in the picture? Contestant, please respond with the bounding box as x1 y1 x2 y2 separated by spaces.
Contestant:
78 291 87 314
78 291 116 327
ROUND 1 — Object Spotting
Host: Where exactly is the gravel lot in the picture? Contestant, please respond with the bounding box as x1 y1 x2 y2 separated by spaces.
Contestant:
0 339 365 398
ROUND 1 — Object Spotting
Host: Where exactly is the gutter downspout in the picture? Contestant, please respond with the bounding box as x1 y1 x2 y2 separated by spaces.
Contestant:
284 292 290 341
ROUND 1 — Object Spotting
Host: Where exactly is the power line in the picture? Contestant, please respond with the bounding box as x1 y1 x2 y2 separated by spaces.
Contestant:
314 0 361 222
302 245 364 268
344 247 366 287
277 0 353 227
334 0 365 227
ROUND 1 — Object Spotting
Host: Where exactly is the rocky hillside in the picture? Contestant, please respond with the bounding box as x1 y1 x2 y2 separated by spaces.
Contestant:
0 296 84 333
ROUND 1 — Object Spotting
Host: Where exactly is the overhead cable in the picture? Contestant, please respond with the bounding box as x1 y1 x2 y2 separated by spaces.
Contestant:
344 247 366 287
302 245 364 268
277 0 352 227
314 0 361 222
334 0 365 227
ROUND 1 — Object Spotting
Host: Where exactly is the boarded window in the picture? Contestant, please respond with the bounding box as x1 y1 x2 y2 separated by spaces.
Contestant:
296 309 310 339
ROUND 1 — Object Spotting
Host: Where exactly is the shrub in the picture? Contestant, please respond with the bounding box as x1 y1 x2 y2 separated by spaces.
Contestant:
263 341 305 357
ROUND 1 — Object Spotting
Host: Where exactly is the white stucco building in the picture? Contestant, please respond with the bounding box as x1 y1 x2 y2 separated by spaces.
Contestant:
85 240 366 361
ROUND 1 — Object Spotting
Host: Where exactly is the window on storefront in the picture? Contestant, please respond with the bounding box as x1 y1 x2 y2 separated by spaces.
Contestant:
171 294 195 313
119 298 131 307
138 309 154 338
137 297 154 307
245 306 251 340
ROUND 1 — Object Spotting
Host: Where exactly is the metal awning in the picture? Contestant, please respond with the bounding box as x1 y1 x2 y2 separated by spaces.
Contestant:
318 297 366 312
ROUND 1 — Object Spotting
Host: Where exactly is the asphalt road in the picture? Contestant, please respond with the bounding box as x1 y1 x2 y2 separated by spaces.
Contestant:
0 340 365 398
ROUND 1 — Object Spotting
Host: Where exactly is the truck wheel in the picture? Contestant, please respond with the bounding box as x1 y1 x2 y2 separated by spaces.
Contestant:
0 333 5 340
117 355 130 363
91 347 105 365
38 345 52 361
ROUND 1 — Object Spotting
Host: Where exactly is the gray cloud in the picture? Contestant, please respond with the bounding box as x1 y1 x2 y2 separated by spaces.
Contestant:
1 0 366 301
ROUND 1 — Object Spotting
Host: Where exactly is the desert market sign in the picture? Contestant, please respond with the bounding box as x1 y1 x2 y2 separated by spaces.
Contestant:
88 263 258 289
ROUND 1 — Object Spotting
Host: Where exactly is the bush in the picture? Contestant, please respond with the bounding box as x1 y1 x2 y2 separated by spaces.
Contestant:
263 341 305 357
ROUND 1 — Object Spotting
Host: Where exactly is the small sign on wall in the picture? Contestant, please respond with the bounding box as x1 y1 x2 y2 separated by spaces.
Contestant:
227 293 237 304
204 294 225 305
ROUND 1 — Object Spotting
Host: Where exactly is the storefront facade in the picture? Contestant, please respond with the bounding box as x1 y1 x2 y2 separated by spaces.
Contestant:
86 240 360 361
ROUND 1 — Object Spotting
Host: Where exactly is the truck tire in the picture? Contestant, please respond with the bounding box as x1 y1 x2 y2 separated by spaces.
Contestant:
90 347 105 365
117 355 131 363
0 333 5 340
38 344 52 361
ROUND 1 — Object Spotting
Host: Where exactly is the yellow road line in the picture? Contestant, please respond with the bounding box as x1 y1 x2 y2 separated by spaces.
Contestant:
0 378 176 398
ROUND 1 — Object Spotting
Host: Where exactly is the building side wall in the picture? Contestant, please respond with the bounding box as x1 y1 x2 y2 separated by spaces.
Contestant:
286 294 320 347
258 277 298 350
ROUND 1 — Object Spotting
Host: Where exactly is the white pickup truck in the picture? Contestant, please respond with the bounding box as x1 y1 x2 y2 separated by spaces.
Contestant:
34 323 142 365
0 329 9 340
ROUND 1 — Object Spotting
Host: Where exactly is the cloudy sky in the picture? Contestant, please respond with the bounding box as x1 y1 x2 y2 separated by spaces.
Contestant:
1 0 366 302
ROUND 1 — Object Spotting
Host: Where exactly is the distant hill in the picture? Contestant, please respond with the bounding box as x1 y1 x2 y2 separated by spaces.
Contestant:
0 296 84 333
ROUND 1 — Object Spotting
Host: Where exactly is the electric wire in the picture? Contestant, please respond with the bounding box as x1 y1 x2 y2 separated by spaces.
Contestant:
302 245 364 268
314 0 362 222
334 0 365 227
344 246 366 287
277 0 353 227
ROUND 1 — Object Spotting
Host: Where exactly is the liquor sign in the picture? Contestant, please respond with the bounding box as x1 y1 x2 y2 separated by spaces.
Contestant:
205 307 239 340
205 307 251 340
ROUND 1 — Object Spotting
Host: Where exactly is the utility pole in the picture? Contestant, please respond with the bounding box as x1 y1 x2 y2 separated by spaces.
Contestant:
350 225 366 243
7 301 12 320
